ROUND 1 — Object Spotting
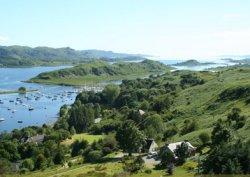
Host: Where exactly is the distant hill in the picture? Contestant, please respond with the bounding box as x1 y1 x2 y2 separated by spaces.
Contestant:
222 58 250 65
28 59 171 85
174 59 215 66
0 45 146 67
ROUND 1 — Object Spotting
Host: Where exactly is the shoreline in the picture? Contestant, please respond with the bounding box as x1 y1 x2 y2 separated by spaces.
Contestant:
0 89 39 95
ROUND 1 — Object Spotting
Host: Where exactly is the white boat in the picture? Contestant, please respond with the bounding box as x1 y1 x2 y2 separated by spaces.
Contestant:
0 118 5 122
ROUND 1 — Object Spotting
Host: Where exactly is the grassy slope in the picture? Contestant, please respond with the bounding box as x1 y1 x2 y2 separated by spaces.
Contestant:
28 60 171 86
170 67 250 144
8 161 194 177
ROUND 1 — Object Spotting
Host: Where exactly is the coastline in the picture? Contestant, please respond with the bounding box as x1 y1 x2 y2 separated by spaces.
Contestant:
0 89 39 95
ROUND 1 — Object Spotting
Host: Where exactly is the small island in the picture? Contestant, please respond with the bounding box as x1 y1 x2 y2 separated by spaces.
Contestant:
18 86 27 94
28 60 172 86
0 87 38 95
174 59 215 66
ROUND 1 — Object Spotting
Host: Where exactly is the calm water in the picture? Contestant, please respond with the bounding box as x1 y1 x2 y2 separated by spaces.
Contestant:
0 66 79 132
160 59 236 71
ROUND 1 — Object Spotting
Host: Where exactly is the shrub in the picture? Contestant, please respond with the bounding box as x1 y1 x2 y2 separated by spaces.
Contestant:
181 119 198 135
144 168 152 174
180 74 204 88
68 161 73 168
21 158 34 171
85 150 103 163
164 125 178 140
20 168 29 174
71 140 89 157
219 86 250 101
101 134 118 155
123 156 145 173
182 161 198 171
198 132 210 145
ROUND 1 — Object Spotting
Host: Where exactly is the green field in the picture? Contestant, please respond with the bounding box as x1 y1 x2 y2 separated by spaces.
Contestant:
61 133 104 145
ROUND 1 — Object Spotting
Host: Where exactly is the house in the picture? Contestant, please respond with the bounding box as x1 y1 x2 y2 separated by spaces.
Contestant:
94 117 102 123
167 141 196 155
139 109 145 116
25 134 45 144
144 139 158 153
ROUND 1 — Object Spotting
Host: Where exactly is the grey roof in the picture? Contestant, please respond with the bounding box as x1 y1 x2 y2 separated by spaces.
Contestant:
26 134 45 143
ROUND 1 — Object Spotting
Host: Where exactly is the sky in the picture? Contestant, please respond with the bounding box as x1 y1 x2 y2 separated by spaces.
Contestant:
1 0 250 59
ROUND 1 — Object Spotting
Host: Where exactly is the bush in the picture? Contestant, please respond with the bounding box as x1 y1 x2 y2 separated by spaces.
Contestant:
71 140 89 157
68 161 73 168
101 134 118 155
20 168 29 174
123 156 145 173
198 132 210 145
182 161 198 171
181 119 198 135
164 125 178 140
21 158 34 171
144 168 152 174
85 150 103 163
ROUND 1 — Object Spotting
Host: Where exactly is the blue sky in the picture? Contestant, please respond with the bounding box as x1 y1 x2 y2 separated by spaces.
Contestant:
1 0 250 59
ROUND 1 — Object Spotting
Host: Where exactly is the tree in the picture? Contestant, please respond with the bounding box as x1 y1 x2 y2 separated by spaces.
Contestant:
35 154 46 170
68 101 95 133
159 144 175 166
71 140 88 157
53 151 65 165
227 108 246 129
116 120 146 155
70 126 76 135
140 100 150 111
102 84 120 105
201 140 250 174
211 119 231 145
174 142 189 165
158 144 175 175
152 94 172 113
101 134 118 155
143 114 165 140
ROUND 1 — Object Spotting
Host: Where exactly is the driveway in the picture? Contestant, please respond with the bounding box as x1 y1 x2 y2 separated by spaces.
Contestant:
142 156 161 168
